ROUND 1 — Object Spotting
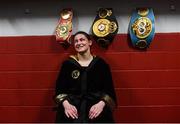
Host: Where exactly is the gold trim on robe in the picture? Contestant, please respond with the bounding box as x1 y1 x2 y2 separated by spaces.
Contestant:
55 94 68 104
69 55 97 62
102 94 116 110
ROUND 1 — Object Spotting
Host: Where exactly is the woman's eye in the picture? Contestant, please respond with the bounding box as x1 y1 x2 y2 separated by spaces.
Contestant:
80 38 85 41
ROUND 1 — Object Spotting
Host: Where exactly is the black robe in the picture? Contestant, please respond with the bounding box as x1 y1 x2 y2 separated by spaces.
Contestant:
55 55 117 123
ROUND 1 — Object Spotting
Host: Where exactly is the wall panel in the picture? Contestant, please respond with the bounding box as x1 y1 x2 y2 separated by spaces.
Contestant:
0 33 180 122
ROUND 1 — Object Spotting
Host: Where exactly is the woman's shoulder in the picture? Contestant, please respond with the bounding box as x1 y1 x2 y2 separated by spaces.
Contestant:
94 55 109 66
61 55 76 66
62 55 80 67
63 54 109 67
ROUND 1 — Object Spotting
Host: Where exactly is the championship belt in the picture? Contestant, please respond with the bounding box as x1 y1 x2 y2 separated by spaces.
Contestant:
129 8 155 49
92 8 118 48
55 9 73 46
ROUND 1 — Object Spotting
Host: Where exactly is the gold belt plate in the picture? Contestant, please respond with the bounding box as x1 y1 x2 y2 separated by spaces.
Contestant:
131 17 152 39
56 22 72 39
93 19 117 37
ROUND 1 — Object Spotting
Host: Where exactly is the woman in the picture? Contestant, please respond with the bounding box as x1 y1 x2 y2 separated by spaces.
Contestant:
55 31 117 123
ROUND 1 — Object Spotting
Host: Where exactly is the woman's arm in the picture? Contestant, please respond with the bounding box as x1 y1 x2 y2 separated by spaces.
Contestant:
100 62 117 110
55 61 69 104
54 61 79 119
89 59 117 119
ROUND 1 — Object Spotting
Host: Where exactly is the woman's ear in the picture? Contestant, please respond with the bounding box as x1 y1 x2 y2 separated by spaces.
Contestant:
89 40 93 46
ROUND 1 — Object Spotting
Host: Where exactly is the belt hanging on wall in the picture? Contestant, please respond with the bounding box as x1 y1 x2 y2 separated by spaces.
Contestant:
55 8 73 47
129 8 155 49
92 8 118 48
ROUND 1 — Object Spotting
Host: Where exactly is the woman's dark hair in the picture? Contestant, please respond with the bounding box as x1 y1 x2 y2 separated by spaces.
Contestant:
73 31 91 41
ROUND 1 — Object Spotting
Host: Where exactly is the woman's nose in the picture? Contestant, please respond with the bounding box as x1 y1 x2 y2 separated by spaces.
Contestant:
76 40 82 44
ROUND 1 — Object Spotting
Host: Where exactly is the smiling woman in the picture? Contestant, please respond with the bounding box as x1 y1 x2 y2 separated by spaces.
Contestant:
54 31 117 123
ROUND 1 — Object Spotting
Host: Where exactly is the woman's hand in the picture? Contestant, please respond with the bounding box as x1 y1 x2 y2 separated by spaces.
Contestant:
62 100 78 119
89 100 105 119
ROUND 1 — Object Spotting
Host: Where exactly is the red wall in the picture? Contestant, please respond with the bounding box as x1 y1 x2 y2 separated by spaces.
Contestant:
0 33 180 122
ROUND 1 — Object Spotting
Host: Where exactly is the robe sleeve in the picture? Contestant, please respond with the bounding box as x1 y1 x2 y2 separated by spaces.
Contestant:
54 61 70 105
100 62 117 110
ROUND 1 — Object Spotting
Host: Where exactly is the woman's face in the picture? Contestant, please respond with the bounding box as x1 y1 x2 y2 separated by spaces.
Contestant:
73 34 92 54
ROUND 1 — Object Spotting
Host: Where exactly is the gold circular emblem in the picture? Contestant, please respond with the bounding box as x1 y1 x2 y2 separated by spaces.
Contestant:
56 25 68 37
56 23 72 38
131 17 152 39
71 70 80 79
109 21 118 33
93 19 110 37
138 8 149 16
99 9 112 18
61 10 72 20
60 25 68 34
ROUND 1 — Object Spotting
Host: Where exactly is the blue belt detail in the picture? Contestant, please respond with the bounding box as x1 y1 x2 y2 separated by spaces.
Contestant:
129 8 155 49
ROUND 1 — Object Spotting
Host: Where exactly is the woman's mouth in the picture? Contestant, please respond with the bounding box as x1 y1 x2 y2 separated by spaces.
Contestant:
76 44 85 49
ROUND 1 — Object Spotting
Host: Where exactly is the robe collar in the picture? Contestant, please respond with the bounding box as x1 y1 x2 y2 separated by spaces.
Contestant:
69 55 99 70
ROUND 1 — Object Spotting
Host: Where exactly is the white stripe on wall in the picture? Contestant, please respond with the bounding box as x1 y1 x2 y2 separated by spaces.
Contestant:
0 0 180 36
